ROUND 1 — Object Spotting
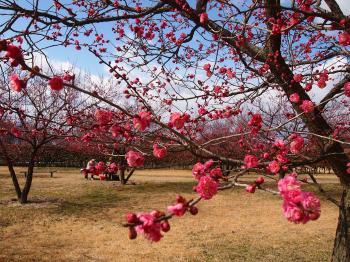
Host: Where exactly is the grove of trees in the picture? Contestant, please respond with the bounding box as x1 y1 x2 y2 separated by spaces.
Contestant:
0 0 349 260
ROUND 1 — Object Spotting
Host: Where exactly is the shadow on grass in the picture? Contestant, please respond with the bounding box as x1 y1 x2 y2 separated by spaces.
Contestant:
56 181 196 217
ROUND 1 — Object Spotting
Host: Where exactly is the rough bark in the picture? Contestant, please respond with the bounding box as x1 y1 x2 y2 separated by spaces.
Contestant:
0 139 22 199
20 159 35 204
124 168 136 184
120 168 126 185
332 188 350 262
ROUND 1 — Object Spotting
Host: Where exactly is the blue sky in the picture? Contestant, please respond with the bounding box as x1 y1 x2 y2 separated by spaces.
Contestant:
1 0 349 88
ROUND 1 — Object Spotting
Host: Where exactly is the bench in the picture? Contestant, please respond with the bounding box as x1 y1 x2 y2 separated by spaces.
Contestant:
20 170 57 178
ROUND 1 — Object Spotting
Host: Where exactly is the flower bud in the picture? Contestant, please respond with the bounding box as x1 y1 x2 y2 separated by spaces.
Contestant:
126 213 138 223
161 220 170 232
176 195 186 203
255 176 264 185
245 184 256 193
189 206 198 215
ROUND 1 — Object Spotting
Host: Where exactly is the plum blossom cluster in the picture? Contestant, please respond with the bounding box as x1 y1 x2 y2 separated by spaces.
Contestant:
95 109 113 125
300 100 314 113
153 144 167 159
125 195 198 242
169 112 190 130
344 82 350 97
125 150 145 167
192 160 222 200
244 135 305 176
247 113 262 135
10 74 26 92
133 111 151 131
244 154 259 169
0 41 27 92
0 40 24 67
289 134 304 154
339 31 350 46
0 39 74 93
278 174 321 223
126 211 166 242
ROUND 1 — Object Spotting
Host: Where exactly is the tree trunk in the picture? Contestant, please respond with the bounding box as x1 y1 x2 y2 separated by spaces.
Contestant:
0 139 22 199
124 168 135 184
120 168 126 185
20 160 35 204
267 48 350 261
332 188 350 261
7 160 22 200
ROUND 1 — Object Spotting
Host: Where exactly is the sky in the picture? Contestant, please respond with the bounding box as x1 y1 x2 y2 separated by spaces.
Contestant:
1 0 349 104
47 0 350 77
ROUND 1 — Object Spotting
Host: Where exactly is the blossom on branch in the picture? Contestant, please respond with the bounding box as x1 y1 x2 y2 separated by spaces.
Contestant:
125 150 145 167
95 109 113 125
48 76 64 91
244 155 259 169
153 144 167 159
10 74 25 92
278 174 321 224
195 176 218 200
133 111 151 131
300 100 314 113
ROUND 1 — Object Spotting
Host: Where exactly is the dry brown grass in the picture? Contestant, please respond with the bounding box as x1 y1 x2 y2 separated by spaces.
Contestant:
0 166 342 262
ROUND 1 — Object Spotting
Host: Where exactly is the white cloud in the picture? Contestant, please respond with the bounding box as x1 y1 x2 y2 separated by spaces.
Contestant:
321 0 350 15
309 56 347 103
29 52 111 86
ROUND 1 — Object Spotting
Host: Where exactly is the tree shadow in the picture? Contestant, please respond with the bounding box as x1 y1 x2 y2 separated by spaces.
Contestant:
55 181 196 217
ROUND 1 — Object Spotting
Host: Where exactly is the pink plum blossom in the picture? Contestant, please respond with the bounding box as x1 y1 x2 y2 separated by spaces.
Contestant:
300 100 314 113
248 113 262 128
135 212 163 242
278 175 321 224
273 139 286 149
5 45 23 65
268 160 280 173
196 176 218 200
167 203 187 216
293 74 303 82
169 112 187 130
125 150 145 167
95 109 113 125
10 74 25 92
95 161 106 173
339 32 350 46
10 127 21 138
344 82 350 97
48 76 64 91
289 93 300 103
290 135 304 154
210 167 223 178
255 176 264 185
244 155 259 168
199 13 208 24
133 111 151 131
153 144 167 159
245 184 256 193
192 162 205 180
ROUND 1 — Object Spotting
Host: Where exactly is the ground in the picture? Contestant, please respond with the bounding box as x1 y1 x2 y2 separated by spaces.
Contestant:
0 166 342 262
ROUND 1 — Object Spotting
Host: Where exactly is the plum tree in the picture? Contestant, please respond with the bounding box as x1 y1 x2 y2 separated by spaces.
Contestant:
0 0 349 260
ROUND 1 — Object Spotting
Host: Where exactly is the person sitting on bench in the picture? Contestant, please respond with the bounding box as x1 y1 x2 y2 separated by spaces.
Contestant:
86 159 96 180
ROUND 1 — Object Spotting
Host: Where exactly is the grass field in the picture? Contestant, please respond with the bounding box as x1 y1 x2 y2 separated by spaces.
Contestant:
0 166 343 262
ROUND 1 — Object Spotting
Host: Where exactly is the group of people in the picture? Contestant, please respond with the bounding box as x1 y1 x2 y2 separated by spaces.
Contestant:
81 158 120 181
